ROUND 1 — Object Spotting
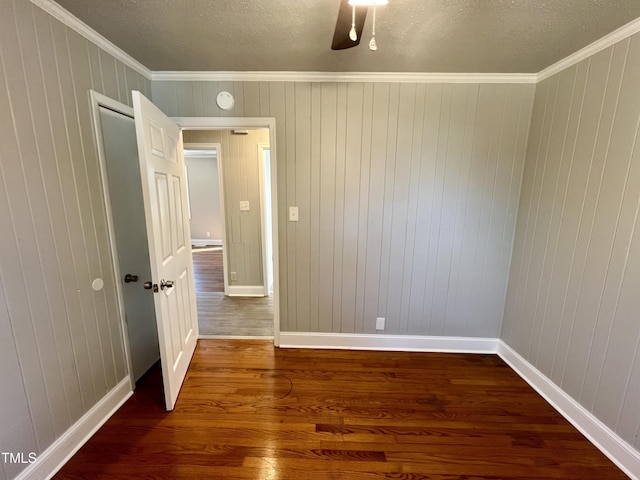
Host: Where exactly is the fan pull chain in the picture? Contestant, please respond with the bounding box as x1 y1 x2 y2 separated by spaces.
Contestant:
369 5 378 50
349 4 358 41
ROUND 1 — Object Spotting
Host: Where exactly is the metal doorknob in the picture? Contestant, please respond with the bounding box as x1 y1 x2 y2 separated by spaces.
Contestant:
124 274 139 283
143 281 158 292
160 279 174 290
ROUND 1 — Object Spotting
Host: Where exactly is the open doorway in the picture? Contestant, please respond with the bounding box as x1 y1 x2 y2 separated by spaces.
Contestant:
183 129 275 338
183 144 225 295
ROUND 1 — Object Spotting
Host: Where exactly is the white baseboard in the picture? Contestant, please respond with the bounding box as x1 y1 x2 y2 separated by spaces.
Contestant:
226 285 266 297
16 377 133 480
498 341 640 480
191 238 222 247
278 332 499 353
199 334 274 340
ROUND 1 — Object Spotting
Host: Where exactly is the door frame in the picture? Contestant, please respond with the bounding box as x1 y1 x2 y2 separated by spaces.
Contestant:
258 142 272 295
183 142 229 295
89 90 137 390
174 117 280 346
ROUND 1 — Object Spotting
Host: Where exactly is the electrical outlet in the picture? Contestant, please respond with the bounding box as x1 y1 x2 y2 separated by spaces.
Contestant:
230 272 237 281
289 206 299 221
206 231 211 238
239 201 250 211
375 317 385 331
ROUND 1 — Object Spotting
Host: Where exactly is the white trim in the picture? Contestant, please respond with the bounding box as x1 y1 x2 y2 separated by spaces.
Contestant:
498 341 640 480
537 16 640 82
16 378 132 480
199 335 274 340
191 239 223 247
258 142 272 296
278 332 499 353
153 70 537 84
226 285 267 297
173 117 275 129
173 117 281 347
29 0 151 80
213 142 230 296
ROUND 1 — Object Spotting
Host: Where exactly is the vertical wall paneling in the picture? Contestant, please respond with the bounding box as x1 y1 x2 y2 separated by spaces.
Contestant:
52 17 104 405
398 83 424 335
332 83 348 332
386 83 415 334
0 3 150 476
0 277 35 480
15 0 83 431
340 82 364 333
268 82 288 328
295 83 311 332
1 1 60 448
308 82 321 332
152 79 534 338
407 84 439 333
284 82 298 329
318 83 337 333
243 82 261 117
503 31 640 450
442 85 478 335
376 83 400 332
354 82 374 334
435 84 467 335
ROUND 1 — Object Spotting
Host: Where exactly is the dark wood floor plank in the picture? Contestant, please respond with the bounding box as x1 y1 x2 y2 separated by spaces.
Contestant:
54 340 628 479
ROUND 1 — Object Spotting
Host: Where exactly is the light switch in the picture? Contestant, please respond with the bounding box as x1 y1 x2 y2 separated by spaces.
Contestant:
289 206 299 221
239 200 250 211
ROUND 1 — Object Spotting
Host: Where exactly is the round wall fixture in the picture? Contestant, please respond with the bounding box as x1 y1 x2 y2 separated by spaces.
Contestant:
216 91 235 111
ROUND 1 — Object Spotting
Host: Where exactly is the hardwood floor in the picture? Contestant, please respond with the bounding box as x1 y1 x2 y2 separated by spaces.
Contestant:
54 340 627 479
192 246 225 293
192 246 273 336
198 292 274 336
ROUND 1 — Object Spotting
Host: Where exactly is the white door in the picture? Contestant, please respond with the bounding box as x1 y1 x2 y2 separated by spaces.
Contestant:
98 106 159 382
132 91 199 411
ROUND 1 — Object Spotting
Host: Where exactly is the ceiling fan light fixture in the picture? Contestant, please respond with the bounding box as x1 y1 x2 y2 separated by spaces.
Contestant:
369 4 378 50
348 0 388 5
349 4 358 41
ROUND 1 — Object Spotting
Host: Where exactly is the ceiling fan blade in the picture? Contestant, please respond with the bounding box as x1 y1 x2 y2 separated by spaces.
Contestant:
331 0 368 50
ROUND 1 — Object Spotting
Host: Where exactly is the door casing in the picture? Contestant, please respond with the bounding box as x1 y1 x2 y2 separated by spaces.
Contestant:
173 117 280 347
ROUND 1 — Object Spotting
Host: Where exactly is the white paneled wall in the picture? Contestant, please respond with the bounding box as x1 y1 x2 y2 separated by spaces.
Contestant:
503 32 640 449
153 80 535 335
0 1 150 478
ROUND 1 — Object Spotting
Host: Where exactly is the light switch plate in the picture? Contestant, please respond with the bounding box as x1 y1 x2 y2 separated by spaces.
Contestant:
289 206 299 221
239 200 250 211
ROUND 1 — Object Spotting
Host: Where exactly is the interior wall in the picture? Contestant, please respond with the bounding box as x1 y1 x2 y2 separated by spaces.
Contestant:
153 80 535 334
502 32 640 450
185 155 223 242
184 129 268 287
0 2 151 478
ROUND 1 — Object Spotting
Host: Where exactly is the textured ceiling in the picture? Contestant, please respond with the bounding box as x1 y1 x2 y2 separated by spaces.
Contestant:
54 0 640 73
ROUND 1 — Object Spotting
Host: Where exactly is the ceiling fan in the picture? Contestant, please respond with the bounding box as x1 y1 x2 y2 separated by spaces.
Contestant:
331 0 388 51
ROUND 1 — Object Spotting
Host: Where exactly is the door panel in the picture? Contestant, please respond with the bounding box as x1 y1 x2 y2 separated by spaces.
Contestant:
132 91 198 411
98 106 159 382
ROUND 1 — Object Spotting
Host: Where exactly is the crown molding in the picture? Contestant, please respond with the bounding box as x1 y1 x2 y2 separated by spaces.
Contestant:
537 15 640 82
28 0 640 86
29 0 152 80
151 70 537 84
